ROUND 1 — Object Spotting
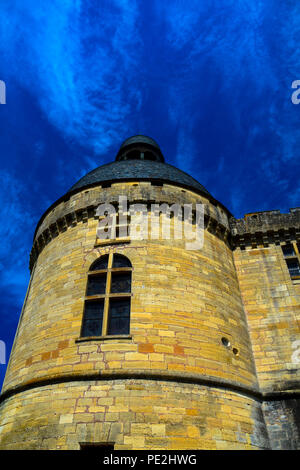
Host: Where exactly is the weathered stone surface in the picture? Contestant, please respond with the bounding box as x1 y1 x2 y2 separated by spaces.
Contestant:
0 380 269 450
0 147 299 449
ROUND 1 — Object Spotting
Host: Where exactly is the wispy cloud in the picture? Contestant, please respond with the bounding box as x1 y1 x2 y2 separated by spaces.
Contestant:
0 0 300 391
154 0 300 212
0 171 32 301
0 0 142 154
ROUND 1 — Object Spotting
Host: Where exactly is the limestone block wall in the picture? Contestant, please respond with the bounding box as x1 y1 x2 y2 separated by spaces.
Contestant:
233 244 300 449
0 182 266 449
0 380 269 450
2 184 257 395
233 245 300 393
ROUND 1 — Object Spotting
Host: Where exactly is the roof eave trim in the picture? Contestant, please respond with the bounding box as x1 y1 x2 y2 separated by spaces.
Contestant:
32 177 233 241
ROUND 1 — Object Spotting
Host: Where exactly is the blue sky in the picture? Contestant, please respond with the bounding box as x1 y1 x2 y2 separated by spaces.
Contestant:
0 0 300 389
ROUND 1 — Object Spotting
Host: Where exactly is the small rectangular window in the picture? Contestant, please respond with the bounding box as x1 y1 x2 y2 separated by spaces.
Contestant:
282 244 295 257
286 258 300 277
81 300 104 337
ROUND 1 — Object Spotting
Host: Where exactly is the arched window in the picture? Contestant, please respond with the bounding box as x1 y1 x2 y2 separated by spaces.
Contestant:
81 253 132 338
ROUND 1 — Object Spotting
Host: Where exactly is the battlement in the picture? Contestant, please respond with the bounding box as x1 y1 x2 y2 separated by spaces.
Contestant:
230 208 300 248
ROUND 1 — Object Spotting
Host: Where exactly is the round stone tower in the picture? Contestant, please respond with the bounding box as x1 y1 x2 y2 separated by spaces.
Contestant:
0 136 269 449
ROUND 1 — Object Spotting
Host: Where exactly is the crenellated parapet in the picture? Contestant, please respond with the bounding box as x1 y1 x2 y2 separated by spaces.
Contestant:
230 208 300 249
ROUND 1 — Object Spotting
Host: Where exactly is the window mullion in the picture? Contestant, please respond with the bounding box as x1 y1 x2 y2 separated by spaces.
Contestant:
102 253 113 335
294 241 300 259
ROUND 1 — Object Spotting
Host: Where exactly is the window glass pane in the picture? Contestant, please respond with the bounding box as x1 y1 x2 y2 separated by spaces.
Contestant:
87 274 107 296
286 258 300 276
107 298 130 335
81 300 104 337
112 254 131 268
282 244 295 257
111 272 131 293
90 255 109 271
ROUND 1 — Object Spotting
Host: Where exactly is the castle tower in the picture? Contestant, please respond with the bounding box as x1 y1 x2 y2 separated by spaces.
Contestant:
0 136 282 449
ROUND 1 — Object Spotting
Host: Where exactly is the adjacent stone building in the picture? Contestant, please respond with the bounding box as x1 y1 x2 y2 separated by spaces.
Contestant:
0 135 299 449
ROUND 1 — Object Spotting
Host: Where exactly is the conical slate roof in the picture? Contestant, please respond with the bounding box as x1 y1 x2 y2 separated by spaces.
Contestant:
33 136 230 240
68 159 211 196
68 135 211 197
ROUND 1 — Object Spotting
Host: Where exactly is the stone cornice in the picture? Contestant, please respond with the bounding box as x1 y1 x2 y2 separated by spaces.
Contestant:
29 205 95 271
29 204 300 270
1 370 299 407
29 200 231 272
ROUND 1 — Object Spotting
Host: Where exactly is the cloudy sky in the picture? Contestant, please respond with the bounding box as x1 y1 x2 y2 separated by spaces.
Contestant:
0 0 300 388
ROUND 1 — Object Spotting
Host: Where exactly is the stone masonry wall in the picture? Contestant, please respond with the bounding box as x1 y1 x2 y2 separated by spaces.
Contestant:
0 182 264 449
0 380 269 450
233 245 300 394
233 244 300 449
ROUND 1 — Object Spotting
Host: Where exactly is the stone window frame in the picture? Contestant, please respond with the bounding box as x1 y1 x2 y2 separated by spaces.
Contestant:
281 241 300 280
78 253 132 341
95 211 131 247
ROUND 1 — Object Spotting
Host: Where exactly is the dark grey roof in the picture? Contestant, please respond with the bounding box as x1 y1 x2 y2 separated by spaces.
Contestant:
119 135 161 151
68 160 211 197
116 135 165 162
